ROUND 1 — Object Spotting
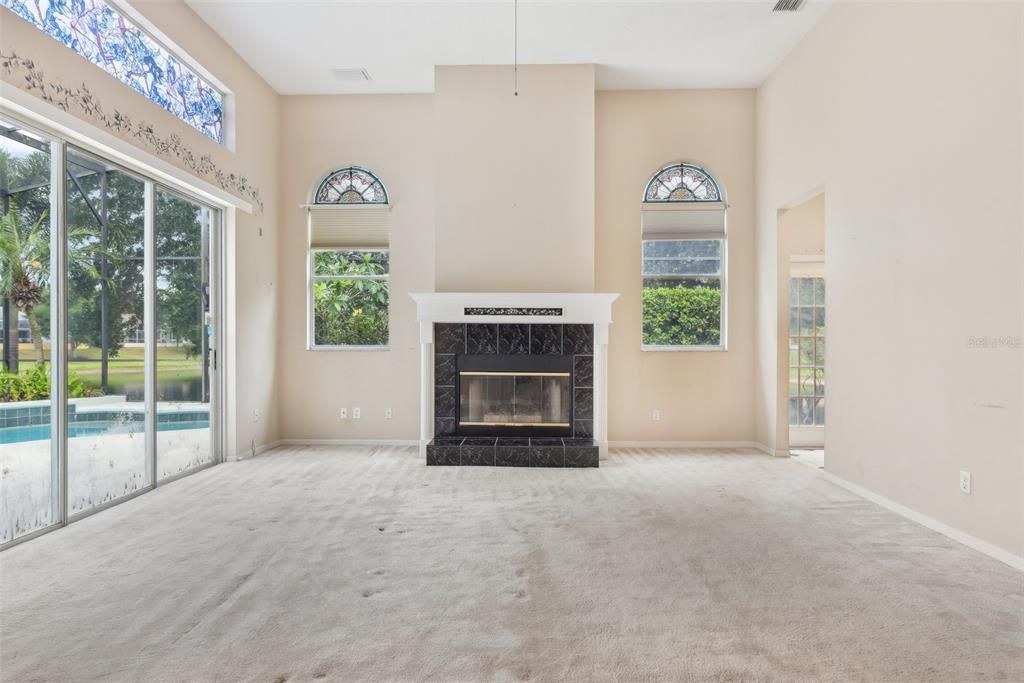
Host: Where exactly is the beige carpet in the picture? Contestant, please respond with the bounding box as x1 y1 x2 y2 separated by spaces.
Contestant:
1 446 1021 682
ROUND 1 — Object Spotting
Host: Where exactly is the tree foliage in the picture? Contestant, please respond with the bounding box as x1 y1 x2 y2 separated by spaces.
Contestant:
313 251 389 346
642 285 722 346
0 363 90 402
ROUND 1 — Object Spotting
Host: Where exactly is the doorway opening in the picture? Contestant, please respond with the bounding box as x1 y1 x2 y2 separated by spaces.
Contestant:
776 191 825 467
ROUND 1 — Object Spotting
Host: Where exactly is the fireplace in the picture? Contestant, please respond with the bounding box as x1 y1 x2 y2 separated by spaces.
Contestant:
457 355 573 437
411 292 619 467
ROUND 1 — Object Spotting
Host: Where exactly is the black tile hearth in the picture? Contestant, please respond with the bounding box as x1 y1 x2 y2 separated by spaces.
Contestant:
573 355 593 388
564 439 600 468
573 419 593 438
426 437 463 466
435 385 456 418
495 437 531 467
497 324 530 355
563 324 594 354
434 323 466 354
461 437 497 466
435 354 457 386
530 324 562 355
574 388 593 420
466 324 498 354
530 439 565 467
425 437 597 468
435 418 455 436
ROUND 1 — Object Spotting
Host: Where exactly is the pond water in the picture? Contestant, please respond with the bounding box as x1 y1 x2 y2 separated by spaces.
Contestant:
100 377 205 402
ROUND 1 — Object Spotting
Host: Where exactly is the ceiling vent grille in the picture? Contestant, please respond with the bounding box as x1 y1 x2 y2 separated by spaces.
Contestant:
332 68 371 82
772 0 805 11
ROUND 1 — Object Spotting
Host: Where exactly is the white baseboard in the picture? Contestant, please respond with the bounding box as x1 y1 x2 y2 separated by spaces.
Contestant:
824 472 1024 572
610 440 766 451
753 442 790 457
275 438 420 448
228 439 282 461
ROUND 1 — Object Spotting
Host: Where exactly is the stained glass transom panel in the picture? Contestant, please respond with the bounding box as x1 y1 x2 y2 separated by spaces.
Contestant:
315 167 389 204
2 0 225 143
644 163 721 202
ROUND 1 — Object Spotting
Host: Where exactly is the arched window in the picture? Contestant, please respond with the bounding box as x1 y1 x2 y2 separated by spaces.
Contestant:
640 162 727 350
308 166 391 349
314 167 389 204
644 163 722 203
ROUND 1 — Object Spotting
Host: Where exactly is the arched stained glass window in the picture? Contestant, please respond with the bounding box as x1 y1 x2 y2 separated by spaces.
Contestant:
314 167 389 204
644 163 721 203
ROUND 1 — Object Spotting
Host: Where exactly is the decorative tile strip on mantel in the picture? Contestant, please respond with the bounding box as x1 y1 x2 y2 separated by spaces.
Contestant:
464 307 563 317
0 51 264 213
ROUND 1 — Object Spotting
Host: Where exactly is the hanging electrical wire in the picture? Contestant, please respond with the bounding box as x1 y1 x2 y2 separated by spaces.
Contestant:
513 0 518 96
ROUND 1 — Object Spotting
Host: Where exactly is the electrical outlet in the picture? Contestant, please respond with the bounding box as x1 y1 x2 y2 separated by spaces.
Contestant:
253 408 260 423
339 407 348 419
652 409 661 421
384 407 393 419
352 407 361 419
959 471 971 495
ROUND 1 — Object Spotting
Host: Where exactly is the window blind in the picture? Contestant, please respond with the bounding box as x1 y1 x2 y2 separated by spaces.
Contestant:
641 202 726 241
308 205 390 248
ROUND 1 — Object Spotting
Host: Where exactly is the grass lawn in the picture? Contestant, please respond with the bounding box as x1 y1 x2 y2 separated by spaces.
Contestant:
7 343 201 393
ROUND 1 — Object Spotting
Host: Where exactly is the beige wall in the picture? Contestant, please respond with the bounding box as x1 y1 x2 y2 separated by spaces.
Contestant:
596 90 756 442
275 87 758 444
756 2 1023 555
434 65 595 292
777 193 825 450
0 0 282 456
277 95 434 440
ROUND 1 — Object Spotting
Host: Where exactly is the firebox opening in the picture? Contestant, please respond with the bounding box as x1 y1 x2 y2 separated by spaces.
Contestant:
455 355 573 437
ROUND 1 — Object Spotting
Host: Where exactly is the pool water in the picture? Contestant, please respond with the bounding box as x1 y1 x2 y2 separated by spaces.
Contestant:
0 421 209 445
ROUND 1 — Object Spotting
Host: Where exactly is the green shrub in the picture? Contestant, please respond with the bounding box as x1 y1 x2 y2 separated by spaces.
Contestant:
313 278 389 346
0 363 93 402
642 286 722 346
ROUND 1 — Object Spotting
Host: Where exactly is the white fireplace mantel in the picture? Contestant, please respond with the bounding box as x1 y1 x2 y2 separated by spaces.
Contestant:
410 292 619 458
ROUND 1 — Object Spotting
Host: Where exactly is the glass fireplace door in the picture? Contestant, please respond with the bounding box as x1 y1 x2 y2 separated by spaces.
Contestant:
459 371 570 431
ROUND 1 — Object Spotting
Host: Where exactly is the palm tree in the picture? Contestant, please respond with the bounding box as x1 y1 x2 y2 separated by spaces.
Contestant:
0 205 104 363
0 207 50 362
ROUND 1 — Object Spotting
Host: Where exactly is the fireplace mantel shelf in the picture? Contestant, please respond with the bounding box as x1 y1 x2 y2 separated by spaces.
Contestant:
411 292 619 464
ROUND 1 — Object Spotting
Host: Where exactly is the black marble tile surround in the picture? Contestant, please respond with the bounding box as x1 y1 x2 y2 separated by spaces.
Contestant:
426 437 599 468
433 322 596 466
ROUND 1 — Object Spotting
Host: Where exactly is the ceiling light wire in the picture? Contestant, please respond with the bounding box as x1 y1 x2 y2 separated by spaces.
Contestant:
513 0 518 96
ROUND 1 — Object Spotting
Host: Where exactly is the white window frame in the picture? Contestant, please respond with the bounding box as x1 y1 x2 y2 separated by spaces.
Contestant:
307 247 390 352
640 237 729 353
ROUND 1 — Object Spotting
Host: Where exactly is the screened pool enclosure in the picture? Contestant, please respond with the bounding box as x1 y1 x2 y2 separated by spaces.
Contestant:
0 115 223 548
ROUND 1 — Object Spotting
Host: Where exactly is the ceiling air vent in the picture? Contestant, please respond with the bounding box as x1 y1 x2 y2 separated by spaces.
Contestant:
331 68 371 82
772 0 805 11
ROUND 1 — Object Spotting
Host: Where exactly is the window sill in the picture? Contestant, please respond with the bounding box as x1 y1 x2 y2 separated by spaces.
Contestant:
641 345 727 353
308 345 390 352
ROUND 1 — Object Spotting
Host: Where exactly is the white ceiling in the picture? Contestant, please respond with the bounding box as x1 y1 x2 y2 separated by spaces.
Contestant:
185 1 832 95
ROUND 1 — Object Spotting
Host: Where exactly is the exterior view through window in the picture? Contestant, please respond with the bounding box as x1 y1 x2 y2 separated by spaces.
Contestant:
312 250 389 346
789 276 825 426
641 163 726 348
0 115 221 548
308 167 390 348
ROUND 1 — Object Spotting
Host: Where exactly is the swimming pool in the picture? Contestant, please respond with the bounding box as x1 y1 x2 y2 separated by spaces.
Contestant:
0 421 209 445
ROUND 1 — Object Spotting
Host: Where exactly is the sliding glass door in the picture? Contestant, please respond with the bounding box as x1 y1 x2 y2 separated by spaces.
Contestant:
155 189 215 481
0 119 56 544
65 148 149 516
0 113 223 549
